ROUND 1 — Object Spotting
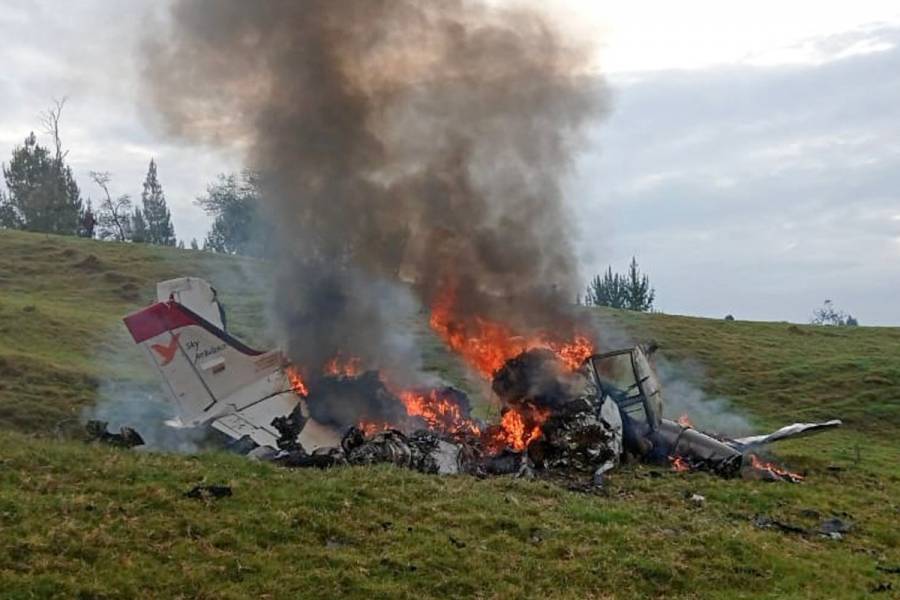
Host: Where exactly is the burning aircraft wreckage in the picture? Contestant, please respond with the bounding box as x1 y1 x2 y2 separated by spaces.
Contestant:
115 276 841 487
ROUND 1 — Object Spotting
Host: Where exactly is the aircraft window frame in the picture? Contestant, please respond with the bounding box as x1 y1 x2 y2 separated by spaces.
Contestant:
586 348 661 432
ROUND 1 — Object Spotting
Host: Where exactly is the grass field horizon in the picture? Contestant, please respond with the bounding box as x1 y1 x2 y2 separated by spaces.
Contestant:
0 229 897 598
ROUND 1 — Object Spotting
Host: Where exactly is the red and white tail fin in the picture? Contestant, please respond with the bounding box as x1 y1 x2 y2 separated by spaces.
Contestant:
123 300 296 446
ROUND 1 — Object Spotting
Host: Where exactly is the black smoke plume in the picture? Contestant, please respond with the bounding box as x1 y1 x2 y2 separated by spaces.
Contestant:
142 0 607 378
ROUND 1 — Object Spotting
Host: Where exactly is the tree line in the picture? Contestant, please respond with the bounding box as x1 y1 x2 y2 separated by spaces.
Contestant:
0 99 177 246
3 100 661 313
581 257 656 312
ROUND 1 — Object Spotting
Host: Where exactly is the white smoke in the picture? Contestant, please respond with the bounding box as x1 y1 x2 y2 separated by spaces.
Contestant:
655 356 753 437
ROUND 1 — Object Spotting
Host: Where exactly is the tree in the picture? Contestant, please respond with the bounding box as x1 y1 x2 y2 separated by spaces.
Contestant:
177 239 185 249
131 208 148 243
91 171 132 242
584 257 655 312
141 159 176 246
811 300 859 327
624 257 655 312
2 107 83 236
585 267 627 309
196 171 269 256
0 188 20 229
190 238 199 250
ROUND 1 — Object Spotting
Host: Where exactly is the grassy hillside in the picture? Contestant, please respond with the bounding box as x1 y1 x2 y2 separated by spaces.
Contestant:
0 229 898 599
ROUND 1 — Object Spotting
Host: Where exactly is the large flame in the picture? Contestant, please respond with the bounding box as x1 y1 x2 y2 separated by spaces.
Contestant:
398 389 481 436
288 280 593 454
429 285 594 377
485 404 550 452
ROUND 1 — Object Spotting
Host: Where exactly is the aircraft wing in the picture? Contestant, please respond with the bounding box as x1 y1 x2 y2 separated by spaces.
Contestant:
211 394 340 451
730 419 842 449
211 393 300 448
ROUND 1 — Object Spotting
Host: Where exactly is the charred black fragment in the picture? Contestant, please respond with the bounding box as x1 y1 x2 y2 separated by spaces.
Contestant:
274 446 346 469
342 428 462 475
480 449 533 477
271 404 307 451
752 514 807 534
492 349 574 409
184 485 232 500
85 420 145 448
530 396 620 473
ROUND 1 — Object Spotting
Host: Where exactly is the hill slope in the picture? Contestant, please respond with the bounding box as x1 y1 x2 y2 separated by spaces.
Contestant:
0 230 897 599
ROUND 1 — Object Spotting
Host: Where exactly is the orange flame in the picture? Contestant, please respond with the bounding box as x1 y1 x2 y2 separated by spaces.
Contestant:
669 455 691 472
429 285 594 376
485 405 550 452
398 390 481 436
677 413 693 428
748 454 804 482
286 366 309 397
357 420 390 436
324 354 362 377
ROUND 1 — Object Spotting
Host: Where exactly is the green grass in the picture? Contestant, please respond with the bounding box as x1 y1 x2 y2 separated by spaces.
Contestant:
0 229 898 599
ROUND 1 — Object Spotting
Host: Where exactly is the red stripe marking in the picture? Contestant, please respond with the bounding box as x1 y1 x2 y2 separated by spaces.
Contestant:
123 302 197 343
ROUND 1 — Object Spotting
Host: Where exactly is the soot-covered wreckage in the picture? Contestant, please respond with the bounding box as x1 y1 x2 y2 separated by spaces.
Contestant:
119 277 841 485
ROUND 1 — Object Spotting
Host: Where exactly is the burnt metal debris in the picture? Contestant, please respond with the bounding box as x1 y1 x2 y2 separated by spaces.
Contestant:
528 394 622 475
262 345 839 485
269 349 625 484
271 405 307 452
90 340 839 487
752 514 853 539
184 485 233 500
85 420 145 448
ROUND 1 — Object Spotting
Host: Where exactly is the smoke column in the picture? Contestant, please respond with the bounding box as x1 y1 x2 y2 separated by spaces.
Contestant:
142 0 607 379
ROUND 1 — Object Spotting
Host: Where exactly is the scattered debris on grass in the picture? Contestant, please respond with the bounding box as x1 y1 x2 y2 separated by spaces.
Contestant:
685 492 706 507
752 514 853 538
85 420 144 448
184 485 233 500
876 565 900 575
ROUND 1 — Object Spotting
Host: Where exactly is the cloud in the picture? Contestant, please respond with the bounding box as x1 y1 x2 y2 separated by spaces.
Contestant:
0 0 240 245
574 27 900 325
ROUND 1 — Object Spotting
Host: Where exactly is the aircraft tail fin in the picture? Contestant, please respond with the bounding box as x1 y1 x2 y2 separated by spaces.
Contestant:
123 299 291 435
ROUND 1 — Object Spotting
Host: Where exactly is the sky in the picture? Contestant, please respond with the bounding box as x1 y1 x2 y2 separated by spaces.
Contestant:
1 0 898 325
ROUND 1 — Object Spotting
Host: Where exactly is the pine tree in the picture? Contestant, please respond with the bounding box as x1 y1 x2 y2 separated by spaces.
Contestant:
131 208 148 243
0 189 19 229
2 132 82 235
190 238 199 250
141 159 176 246
624 257 655 312
585 259 655 312
585 267 627 309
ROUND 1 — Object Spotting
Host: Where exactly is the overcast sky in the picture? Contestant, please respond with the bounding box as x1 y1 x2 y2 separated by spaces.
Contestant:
1 1 898 325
